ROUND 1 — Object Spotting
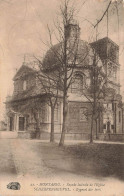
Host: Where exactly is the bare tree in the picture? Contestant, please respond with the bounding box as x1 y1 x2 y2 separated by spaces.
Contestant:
54 0 81 146
85 0 120 143
34 0 116 145
57 0 104 145
85 51 105 143
35 65 61 143
34 0 86 146
83 39 117 143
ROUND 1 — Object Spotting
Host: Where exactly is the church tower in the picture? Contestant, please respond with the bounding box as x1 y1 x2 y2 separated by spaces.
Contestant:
91 37 120 94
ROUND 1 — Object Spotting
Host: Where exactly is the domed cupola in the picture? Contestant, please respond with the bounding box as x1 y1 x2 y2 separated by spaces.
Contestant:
42 22 101 71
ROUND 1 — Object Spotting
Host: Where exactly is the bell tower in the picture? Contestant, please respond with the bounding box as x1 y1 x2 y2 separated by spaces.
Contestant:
91 37 120 94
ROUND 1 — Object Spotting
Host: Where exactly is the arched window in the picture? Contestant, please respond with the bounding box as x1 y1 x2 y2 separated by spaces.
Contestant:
71 74 83 94
108 62 113 77
23 80 27 91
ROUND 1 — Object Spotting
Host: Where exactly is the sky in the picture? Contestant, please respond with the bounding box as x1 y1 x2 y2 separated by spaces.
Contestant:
0 0 124 120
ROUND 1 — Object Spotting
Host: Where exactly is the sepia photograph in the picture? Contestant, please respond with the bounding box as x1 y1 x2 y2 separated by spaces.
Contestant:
0 0 124 195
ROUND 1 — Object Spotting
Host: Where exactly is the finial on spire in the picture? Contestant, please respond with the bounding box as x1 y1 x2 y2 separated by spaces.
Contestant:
23 54 26 66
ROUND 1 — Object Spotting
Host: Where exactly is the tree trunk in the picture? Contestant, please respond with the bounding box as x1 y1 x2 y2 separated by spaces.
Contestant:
59 96 68 146
36 120 40 139
50 106 55 143
95 119 98 139
90 113 94 143
33 112 40 139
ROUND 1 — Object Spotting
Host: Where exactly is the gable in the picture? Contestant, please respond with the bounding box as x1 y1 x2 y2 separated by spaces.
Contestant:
13 65 35 81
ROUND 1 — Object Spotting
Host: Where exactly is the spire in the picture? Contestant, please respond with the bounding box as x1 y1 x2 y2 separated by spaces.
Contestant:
22 54 26 66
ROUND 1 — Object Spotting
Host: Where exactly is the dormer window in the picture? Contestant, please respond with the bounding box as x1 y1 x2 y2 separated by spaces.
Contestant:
23 80 27 90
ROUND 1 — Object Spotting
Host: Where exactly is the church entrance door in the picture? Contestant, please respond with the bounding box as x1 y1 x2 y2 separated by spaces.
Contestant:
107 121 111 133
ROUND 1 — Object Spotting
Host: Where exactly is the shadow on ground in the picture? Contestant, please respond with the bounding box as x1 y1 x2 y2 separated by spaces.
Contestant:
31 142 124 181
64 143 124 180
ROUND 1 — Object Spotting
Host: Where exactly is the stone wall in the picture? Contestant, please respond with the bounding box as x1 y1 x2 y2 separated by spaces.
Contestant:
67 101 96 134
98 133 124 142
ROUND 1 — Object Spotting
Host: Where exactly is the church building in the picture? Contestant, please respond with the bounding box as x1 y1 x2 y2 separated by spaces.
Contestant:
6 23 124 141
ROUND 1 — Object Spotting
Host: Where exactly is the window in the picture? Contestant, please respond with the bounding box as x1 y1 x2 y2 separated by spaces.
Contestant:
119 111 121 123
42 106 47 122
112 103 114 111
71 75 83 93
85 77 90 87
69 107 78 120
23 80 27 90
113 67 117 79
79 107 88 122
108 63 112 76
10 117 14 131
108 103 112 110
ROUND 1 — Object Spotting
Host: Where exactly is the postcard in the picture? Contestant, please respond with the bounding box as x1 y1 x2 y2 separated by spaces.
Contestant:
0 0 124 195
